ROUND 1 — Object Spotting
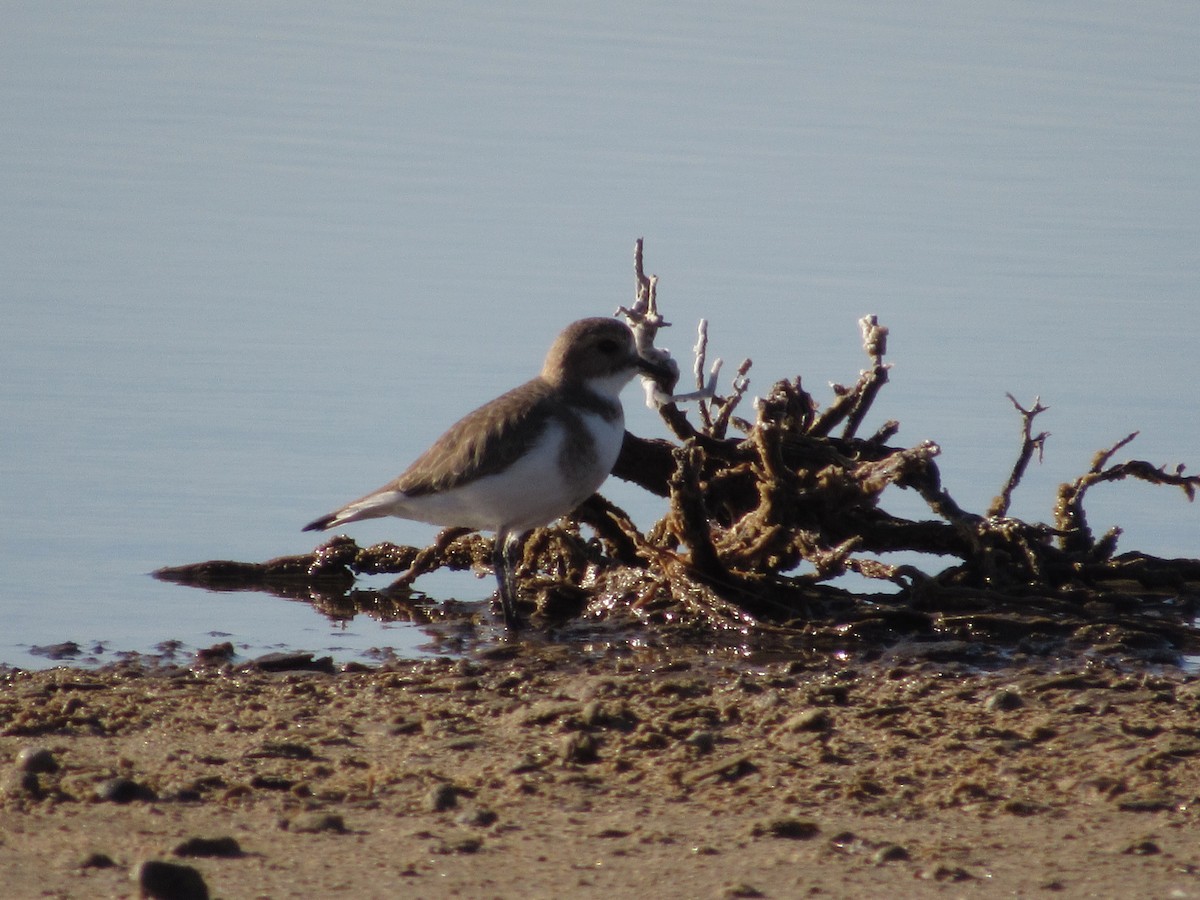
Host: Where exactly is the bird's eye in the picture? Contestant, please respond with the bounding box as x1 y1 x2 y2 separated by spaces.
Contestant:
597 338 620 354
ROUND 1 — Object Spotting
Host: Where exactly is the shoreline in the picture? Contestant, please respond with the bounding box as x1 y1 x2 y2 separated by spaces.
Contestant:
4 648 1200 897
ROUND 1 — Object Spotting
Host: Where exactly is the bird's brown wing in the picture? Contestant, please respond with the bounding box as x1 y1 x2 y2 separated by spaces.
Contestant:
390 377 557 497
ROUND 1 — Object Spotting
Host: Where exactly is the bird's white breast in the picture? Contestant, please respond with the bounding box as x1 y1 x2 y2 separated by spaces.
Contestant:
388 408 624 534
579 407 625 485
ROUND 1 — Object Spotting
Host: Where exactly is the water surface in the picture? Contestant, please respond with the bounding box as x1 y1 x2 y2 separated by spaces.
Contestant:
2 3 1197 667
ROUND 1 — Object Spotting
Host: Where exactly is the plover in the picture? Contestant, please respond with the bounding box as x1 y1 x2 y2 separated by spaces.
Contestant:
303 317 672 629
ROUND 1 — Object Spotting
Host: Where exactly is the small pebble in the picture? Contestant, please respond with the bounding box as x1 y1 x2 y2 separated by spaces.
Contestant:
720 884 765 898
133 860 209 900
1003 799 1042 816
427 783 458 812
873 843 911 864
390 717 422 736
29 641 81 660
1117 795 1175 813
244 652 335 674
432 834 483 855
581 700 605 727
173 836 243 858
286 812 347 834
561 732 599 764
249 775 294 791
752 817 820 840
95 777 156 804
456 806 499 828
3 770 43 799
195 641 235 664
16 746 58 774
829 830 859 849
685 730 716 754
686 754 755 785
921 865 975 882
784 709 831 732
79 852 116 869
986 689 1025 712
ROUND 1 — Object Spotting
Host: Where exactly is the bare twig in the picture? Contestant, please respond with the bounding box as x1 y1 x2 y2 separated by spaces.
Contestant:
1055 432 1140 553
708 358 753 439
989 394 1050 518
841 315 892 440
389 527 474 587
1055 432 1200 555
665 443 729 581
808 315 891 438
618 237 678 401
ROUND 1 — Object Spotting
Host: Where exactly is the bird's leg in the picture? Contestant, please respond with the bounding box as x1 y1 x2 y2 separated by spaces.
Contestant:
493 529 525 631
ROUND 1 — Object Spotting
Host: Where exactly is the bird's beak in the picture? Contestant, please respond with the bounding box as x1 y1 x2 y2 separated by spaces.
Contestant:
636 353 677 387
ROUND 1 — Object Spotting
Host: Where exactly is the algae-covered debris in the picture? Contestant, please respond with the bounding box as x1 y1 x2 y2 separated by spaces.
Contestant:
156 240 1200 657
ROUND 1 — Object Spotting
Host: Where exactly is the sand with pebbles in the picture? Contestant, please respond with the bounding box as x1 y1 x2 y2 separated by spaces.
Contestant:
4 646 1200 899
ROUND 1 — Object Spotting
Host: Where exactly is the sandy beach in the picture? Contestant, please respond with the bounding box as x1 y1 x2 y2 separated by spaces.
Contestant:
4 644 1200 899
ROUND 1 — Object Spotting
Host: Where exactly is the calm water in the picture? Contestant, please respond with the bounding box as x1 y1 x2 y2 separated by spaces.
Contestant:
3 3 1198 668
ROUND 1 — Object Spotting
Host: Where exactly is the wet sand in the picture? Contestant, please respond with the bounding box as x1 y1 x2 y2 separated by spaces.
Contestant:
4 647 1200 898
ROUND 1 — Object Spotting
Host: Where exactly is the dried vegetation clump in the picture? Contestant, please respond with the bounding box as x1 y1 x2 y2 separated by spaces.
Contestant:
156 241 1200 659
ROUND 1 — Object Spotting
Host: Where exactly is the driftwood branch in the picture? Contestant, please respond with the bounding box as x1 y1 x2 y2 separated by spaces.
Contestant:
156 239 1200 659
1055 432 1200 555
989 394 1050 518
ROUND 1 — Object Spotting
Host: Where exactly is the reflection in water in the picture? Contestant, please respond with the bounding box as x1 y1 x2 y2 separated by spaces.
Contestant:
154 529 1200 672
